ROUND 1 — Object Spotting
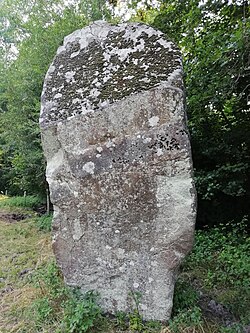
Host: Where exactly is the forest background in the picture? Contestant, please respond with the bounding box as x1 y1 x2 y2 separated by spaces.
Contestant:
0 0 249 228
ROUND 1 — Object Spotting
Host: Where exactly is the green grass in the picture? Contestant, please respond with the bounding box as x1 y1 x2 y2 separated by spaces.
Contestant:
35 214 53 232
0 195 43 209
0 213 53 332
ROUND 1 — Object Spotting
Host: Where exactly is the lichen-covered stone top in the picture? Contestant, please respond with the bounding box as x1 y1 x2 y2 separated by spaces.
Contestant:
40 21 182 126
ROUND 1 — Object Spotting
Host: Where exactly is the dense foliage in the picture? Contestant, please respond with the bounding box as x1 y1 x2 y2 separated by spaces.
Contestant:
153 0 250 226
0 0 249 227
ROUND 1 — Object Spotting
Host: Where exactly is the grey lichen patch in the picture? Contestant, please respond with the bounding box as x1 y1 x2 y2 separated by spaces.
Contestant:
40 21 182 125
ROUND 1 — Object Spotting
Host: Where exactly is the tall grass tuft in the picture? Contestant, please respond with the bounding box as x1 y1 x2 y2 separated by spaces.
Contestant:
35 214 53 232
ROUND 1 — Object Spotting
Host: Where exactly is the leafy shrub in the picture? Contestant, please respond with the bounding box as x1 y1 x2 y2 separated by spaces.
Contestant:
63 290 103 333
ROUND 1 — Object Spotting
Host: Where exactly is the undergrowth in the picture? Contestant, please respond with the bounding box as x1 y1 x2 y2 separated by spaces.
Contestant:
29 262 104 332
35 213 52 232
184 218 250 326
0 195 42 209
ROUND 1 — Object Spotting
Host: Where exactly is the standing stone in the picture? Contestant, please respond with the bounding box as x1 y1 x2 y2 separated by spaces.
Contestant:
40 21 196 321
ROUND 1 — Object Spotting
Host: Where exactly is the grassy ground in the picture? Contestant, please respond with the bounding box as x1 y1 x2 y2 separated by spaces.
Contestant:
0 210 53 332
0 196 249 333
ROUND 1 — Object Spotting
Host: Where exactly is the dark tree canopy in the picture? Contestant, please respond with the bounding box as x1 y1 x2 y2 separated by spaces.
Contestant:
153 0 250 227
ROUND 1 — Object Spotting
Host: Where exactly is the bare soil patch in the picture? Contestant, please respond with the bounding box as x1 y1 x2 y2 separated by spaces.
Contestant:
0 210 30 223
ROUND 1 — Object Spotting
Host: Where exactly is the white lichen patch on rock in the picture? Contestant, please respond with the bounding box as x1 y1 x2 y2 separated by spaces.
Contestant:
82 161 95 174
148 116 160 127
40 22 196 322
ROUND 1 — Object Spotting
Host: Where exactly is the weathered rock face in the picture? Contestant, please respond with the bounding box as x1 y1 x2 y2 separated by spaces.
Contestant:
40 21 196 321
